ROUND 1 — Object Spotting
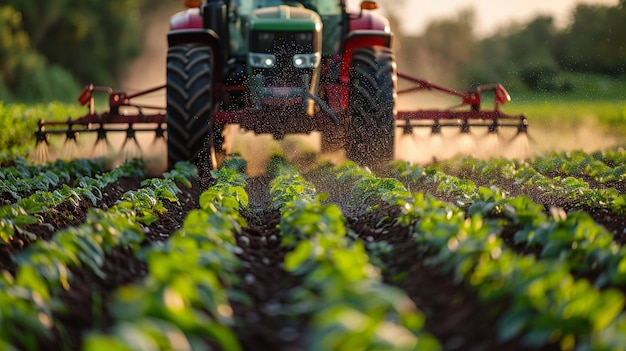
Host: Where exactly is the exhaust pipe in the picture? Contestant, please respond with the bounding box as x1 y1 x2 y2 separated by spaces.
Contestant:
202 0 230 62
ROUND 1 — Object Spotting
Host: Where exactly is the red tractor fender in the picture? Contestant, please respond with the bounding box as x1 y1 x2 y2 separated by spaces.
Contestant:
340 30 392 83
329 11 392 111
169 8 204 30
341 11 392 81
349 9 391 32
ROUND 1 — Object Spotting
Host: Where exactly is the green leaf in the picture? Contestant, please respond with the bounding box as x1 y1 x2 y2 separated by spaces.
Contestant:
284 240 314 272
15 265 51 301
82 334 134 351
592 289 625 332
498 308 532 342
199 189 222 210
203 322 243 351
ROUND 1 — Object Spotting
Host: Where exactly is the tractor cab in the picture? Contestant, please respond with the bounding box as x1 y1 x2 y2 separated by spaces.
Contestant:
231 0 345 55
244 4 323 112
196 0 352 124
231 0 344 55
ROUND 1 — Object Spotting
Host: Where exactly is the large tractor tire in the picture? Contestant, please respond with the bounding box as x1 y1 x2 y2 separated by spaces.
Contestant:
166 43 220 177
345 46 397 168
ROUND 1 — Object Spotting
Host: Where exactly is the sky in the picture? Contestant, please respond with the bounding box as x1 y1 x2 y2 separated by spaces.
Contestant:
347 0 619 37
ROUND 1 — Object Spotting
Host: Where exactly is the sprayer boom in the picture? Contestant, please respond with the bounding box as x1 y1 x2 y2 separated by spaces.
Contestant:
396 72 528 135
32 85 167 164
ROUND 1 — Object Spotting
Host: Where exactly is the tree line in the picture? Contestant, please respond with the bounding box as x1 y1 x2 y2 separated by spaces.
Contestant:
388 0 626 93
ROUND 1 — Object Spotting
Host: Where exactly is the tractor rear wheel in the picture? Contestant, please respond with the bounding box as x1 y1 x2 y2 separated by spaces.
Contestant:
166 43 219 177
346 46 397 168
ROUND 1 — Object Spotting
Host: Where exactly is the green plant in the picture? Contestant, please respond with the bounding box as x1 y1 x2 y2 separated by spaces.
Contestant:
0 159 144 243
270 160 440 350
84 160 244 351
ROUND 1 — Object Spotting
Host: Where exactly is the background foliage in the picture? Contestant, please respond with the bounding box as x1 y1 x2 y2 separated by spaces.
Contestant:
388 0 626 95
0 0 151 102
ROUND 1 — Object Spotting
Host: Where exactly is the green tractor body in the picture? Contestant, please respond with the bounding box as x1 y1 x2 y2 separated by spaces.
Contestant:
247 6 323 114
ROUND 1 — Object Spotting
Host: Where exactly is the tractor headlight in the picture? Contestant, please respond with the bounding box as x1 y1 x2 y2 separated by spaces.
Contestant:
249 53 276 68
293 53 321 68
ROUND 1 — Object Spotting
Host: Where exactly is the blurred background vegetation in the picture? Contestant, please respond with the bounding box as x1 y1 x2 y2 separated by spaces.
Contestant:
0 0 625 102
386 0 626 100
0 0 159 102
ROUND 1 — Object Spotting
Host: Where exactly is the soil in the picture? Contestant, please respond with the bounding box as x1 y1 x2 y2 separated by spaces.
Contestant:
2 163 625 351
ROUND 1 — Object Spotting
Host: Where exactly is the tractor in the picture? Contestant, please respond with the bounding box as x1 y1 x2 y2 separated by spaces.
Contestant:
166 0 399 173
34 0 528 175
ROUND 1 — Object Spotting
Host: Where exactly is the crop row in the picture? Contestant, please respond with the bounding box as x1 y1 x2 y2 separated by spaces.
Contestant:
84 160 249 350
394 160 626 288
0 158 104 202
0 159 145 244
530 149 626 184
269 159 440 350
403 156 626 215
441 148 626 187
334 161 626 350
0 162 196 350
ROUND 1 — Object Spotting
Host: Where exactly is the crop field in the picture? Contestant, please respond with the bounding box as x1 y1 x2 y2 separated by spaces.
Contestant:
2 143 626 351
4 0 626 349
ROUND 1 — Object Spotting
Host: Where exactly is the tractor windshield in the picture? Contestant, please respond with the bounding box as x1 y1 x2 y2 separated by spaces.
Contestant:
236 0 340 15
234 0 342 54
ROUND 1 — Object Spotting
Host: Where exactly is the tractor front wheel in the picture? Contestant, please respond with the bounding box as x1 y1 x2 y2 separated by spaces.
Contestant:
166 43 219 177
346 46 397 168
